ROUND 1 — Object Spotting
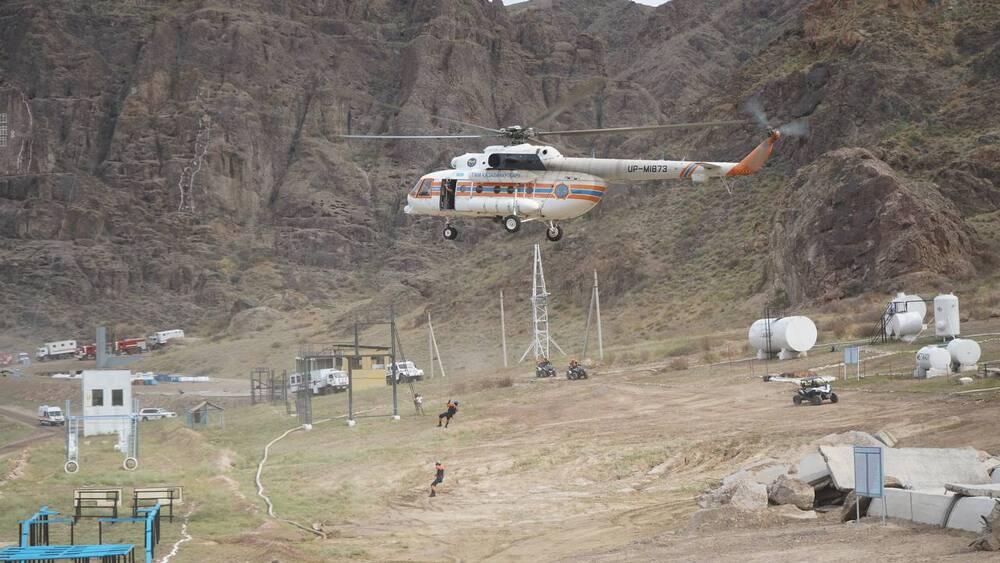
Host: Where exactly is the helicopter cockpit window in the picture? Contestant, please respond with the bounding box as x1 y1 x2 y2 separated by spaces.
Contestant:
416 179 432 196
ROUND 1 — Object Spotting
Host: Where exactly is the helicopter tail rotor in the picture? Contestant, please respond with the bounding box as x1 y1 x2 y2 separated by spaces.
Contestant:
743 97 809 139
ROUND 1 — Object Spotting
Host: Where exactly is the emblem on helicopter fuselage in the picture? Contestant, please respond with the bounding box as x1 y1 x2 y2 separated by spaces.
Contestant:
467 157 477 167
554 184 570 199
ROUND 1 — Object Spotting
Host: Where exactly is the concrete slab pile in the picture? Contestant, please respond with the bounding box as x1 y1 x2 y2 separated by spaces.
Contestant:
821 446 992 491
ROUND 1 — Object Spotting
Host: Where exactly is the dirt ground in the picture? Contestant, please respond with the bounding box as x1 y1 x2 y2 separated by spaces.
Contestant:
2 339 1000 561
300 364 1000 562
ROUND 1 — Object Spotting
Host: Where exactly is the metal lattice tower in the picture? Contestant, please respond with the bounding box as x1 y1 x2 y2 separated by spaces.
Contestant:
521 244 565 362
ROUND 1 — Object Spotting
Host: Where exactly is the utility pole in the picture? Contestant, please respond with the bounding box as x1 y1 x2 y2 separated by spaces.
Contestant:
594 270 603 360
500 291 509 368
428 311 434 379
427 312 446 378
582 271 604 361
390 306 398 419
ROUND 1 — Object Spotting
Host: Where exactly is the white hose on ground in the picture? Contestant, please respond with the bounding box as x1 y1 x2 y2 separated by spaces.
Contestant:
255 421 331 538
255 408 377 538
158 504 196 563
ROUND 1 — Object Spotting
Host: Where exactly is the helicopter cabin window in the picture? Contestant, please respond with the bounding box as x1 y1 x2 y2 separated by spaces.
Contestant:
507 186 515 194
475 185 483 194
493 186 501 194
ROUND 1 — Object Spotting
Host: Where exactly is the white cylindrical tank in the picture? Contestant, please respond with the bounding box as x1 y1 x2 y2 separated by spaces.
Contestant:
934 293 960 337
947 338 981 367
887 311 923 339
748 316 817 353
748 318 777 352
916 346 951 372
890 292 927 320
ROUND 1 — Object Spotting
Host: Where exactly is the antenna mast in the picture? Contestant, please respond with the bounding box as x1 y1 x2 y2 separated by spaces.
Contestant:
520 244 565 362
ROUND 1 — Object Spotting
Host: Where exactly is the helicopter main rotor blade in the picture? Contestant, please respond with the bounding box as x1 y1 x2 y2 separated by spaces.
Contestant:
533 120 749 138
335 133 501 140
527 77 606 130
369 99 502 134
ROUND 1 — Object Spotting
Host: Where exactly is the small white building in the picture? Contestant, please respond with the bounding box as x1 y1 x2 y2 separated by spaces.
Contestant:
81 370 134 436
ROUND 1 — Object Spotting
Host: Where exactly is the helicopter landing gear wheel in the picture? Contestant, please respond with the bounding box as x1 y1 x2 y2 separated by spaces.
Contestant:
546 223 563 242
443 225 458 240
502 215 521 233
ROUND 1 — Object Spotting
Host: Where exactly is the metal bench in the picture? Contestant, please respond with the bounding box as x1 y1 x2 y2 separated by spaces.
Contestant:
73 488 122 521
132 486 182 523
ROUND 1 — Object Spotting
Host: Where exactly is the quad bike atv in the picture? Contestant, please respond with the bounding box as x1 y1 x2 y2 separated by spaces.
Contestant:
793 376 839 406
536 363 556 378
566 365 588 380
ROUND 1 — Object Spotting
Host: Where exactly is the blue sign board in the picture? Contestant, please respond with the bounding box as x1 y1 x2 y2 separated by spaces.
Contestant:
854 446 884 498
844 346 860 366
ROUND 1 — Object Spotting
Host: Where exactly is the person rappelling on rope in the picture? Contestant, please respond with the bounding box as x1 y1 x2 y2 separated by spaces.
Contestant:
437 399 458 428
430 461 445 497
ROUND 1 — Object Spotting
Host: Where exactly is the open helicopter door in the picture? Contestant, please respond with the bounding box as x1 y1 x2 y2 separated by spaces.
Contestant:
440 179 457 211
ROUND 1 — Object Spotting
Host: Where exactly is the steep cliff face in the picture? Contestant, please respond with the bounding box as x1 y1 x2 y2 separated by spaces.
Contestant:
0 0 998 344
770 148 977 302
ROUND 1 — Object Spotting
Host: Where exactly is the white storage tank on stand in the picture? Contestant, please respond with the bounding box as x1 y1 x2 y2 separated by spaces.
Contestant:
886 311 923 341
748 316 818 360
890 292 927 319
915 346 951 378
947 338 981 372
934 293 960 338
884 292 926 341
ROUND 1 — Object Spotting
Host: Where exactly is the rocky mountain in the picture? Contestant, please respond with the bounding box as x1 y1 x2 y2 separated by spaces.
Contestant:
1 0 998 349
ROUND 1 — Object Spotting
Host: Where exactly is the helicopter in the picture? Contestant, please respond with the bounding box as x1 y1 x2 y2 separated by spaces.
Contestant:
339 84 805 242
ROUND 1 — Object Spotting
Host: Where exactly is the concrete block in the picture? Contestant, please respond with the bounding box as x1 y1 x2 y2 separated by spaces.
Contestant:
874 430 897 447
947 497 1000 533
791 452 831 485
754 464 789 486
946 483 1000 498
909 490 959 527
821 446 991 491
866 487 914 520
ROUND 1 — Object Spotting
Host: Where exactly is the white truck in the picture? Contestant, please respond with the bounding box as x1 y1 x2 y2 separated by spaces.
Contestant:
36 340 78 361
38 405 66 426
288 368 349 395
138 407 177 421
146 329 185 349
385 361 424 385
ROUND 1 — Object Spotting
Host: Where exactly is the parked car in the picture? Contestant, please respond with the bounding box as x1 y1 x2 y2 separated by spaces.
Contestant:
138 407 177 421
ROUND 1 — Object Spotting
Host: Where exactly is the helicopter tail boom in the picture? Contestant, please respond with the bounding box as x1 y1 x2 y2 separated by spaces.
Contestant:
725 130 781 176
